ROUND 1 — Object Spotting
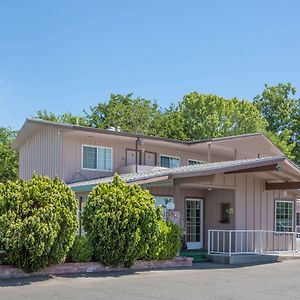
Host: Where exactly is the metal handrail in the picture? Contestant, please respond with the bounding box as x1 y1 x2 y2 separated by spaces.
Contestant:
208 229 300 256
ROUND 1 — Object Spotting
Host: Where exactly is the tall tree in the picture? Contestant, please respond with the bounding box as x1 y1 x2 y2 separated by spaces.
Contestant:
0 127 18 183
254 83 300 162
84 93 163 135
177 92 267 140
35 110 87 126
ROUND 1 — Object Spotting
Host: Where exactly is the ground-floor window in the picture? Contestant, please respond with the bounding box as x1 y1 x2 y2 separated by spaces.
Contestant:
154 196 174 220
275 200 294 232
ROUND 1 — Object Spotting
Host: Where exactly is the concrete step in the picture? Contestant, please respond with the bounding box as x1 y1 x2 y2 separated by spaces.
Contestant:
207 254 279 265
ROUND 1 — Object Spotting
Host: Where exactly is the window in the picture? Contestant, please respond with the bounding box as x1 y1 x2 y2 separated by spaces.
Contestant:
154 196 174 220
275 201 294 232
188 159 206 165
297 212 300 226
160 155 180 168
82 145 112 171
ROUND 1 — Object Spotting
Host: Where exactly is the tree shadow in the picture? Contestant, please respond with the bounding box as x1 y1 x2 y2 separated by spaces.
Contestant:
0 275 53 288
0 260 283 287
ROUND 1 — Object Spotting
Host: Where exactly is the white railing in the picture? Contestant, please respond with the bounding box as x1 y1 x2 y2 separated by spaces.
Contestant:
208 229 300 256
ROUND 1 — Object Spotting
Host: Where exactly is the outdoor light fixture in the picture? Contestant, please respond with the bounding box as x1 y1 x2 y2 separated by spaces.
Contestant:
166 202 175 211
135 137 144 173
283 190 288 198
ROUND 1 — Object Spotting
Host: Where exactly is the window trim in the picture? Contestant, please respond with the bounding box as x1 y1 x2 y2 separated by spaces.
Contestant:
160 154 180 168
188 159 206 165
81 144 113 172
274 200 294 232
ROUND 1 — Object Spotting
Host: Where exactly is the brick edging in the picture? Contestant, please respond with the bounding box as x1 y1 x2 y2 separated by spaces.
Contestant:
0 256 193 280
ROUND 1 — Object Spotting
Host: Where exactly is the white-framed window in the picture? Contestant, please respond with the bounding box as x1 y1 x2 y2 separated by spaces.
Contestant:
82 145 112 171
275 200 294 232
160 155 180 168
154 196 174 220
188 159 206 165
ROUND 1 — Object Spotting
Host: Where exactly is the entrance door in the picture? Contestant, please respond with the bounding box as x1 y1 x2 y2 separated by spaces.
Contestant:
144 151 156 166
126 149 141 166
186 198 203 249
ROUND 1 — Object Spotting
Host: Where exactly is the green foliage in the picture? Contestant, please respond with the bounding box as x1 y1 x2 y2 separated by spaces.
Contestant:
254 83 300 163
33 88 300 163
85 93 163 135
0 127 18 183
145 221 181 260
0 175 78 272
177 92 267 140
82 175 161 267
67 235 93 263
35 110 87 126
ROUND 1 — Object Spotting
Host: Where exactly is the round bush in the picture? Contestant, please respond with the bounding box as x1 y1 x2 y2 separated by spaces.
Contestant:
0 175 78 272
66 235 93 263
145 220 181 260
82 175 161 267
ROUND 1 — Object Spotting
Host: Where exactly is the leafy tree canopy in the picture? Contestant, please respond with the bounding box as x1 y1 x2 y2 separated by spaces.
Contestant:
0 127 18 183
84 93 163 135
254 83 300 162
35 110 87 126
33 86 299 163
176 92 267 140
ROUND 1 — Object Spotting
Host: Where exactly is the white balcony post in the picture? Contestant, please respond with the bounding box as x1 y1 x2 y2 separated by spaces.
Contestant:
208 230 211 254
259 231 262 254
229 231 232 257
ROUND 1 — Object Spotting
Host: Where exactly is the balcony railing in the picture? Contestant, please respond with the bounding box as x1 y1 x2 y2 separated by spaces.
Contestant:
208 229 300 256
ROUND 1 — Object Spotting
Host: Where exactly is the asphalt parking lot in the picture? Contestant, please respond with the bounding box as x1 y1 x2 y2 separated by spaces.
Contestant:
1 260 300 300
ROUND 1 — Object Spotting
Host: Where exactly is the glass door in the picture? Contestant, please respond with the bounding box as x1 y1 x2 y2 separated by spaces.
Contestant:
186 198 203 249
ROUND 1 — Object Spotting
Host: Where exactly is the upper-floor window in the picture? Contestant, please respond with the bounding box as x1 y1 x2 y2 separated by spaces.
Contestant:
160 155 180 168
82 145 112 171
275 200 294 232
188 159 206 165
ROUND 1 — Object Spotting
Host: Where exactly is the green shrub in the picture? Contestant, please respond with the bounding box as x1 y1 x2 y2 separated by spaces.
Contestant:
82 175 161 267
145 220 181 260
67 235 93 263
0 175 78 272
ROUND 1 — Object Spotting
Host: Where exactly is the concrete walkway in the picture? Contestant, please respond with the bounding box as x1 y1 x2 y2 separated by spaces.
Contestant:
1 260 300 299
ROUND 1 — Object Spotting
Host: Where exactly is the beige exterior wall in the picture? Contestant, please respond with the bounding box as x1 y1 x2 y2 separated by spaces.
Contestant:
61 133 228 183
73 173 297 249
235 173 297 231
148 181 236 249
19 125 64 180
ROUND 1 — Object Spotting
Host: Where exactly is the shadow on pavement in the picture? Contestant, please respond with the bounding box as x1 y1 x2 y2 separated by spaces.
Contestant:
0 260 283 287
0 275 53 288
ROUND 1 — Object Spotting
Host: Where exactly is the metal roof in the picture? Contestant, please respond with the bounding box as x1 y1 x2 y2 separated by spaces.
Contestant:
12 118 267 149
68 156 285 192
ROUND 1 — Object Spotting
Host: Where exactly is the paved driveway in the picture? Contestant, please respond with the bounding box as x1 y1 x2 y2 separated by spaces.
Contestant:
1 260 300 300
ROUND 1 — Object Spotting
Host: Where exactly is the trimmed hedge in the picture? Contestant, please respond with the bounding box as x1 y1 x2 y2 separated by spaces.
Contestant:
67 235 93 263
82 175 161 267
0 175 78 272
145 220 181 260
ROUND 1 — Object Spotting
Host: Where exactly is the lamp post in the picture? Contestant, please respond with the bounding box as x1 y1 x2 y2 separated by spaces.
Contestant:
135 137 144 173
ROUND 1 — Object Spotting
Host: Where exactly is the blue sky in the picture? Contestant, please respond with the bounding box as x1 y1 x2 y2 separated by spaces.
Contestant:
1 0 300 129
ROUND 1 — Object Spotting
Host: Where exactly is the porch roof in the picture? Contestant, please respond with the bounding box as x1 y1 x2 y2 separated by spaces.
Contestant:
68 156 286 192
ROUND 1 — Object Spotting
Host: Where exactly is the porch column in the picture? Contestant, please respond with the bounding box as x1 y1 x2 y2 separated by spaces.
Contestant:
174 181 184 229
